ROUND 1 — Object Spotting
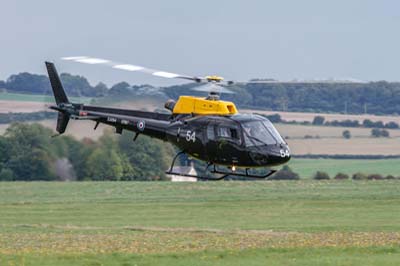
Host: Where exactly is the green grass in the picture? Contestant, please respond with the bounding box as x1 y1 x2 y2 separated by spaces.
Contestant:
2 247 400 266
0 92 92 104
0 181 399 265
287 158 400 178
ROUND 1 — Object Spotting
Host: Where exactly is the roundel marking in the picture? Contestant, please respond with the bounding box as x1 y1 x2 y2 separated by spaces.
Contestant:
137 120 145 131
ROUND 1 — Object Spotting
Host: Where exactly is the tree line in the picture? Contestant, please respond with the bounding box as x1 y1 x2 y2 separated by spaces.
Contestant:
0 123 174 181
167 82 400 115
2 72 400 115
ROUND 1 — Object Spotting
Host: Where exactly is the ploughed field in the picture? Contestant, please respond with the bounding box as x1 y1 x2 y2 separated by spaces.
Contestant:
1 181 399 265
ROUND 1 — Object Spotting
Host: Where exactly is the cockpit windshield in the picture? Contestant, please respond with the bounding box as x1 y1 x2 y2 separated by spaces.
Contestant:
262 119 285 144
242 119 285 147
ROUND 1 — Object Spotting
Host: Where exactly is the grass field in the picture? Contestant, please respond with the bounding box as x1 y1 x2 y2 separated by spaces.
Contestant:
288 158 400 178
1 181 399 265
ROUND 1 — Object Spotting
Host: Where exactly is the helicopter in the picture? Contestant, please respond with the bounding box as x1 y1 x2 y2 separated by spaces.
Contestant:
46 58 294 180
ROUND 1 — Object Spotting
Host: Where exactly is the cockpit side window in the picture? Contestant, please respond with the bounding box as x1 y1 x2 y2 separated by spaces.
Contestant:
207 124 215 140
230 128 238 139
218 127 230 138
216 125 242 144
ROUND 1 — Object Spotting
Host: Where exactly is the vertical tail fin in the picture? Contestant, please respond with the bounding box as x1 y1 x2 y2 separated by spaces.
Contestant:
45 62 70 134
45 61 69 105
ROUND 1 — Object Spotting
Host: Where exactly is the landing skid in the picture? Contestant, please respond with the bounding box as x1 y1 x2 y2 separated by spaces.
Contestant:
165 151 276 181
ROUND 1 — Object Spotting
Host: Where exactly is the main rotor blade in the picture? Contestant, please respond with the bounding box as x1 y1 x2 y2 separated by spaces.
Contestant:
230 79 367 85
62 56 366 87
61 56 203 83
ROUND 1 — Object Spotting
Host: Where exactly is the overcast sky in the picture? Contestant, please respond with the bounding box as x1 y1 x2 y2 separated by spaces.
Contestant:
1 0 399 86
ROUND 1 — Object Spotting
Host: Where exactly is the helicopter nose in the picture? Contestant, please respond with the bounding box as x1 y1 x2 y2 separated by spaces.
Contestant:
279 144 291 162
267 144 291 165
249 144 291 166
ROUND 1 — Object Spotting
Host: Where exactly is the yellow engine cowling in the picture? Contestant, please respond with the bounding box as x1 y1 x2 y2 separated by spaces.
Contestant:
172 96 238 115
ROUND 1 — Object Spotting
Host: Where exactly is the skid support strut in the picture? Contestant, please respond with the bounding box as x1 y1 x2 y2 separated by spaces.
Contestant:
165 151 276 181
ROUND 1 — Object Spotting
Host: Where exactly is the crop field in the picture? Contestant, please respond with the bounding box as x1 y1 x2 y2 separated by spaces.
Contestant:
0 92 92 104
286 137 399 155
0 93 92 113
0 100 47 114
275 124 400 155
276 124 400 139
244 109 400 124
0 181 399 265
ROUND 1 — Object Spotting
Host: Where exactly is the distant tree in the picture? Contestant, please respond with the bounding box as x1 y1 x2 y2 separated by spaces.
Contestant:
60 73 93 97
334 173 349 180
381 129 390 137
108 82 132 96
86 148 133 181
313 171 330 180
326 120 340 127
341 120 360 127
385 121 399 129
93 82 109 97
371 128 382 137
265 114 282 123
270 165 300 180
385 175 395 180
0 168 14 181
364 119 386 128
371 128 390 138
367 174 384 180
342 130 351 139
6 72 51 94
374 121 385 128
312 116 325 125
0 80 5 88
352 172 367 180
83 132 136 181
4 123 58 180
363 119 374 128
117 131 174 180
0 136 10 167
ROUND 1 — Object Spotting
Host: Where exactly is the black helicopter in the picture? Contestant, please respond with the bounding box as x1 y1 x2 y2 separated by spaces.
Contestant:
46 58 293 180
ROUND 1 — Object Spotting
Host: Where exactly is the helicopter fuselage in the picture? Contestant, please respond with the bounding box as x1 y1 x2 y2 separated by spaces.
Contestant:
76 104 291 168
165 114 291 168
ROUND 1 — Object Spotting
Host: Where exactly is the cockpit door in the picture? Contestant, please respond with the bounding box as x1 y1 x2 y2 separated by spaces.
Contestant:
206 120 242 164
205 120 218 162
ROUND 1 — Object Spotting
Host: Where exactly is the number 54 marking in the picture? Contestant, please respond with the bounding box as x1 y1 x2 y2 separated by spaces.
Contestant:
186 131 196 142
